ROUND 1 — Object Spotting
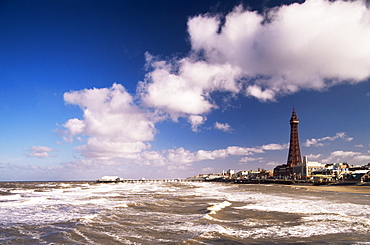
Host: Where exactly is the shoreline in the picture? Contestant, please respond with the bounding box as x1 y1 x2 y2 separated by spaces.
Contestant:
290 183 370 195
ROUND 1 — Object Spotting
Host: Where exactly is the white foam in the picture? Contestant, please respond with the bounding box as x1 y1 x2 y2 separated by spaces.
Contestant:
99 231 137 244
0 193 22 202
207 201 232 214
114 203 129 208
72 229 96 244
192 220 362 240
234 192 370 219
79 214 99 224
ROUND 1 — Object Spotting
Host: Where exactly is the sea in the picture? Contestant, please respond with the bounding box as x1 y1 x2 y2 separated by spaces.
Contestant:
1 181 369 244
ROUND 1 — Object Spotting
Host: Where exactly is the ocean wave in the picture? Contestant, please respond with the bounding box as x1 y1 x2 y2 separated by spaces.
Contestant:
0 181 369 243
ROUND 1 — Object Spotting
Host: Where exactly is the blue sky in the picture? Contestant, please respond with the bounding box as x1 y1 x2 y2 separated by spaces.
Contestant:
0 0 369 181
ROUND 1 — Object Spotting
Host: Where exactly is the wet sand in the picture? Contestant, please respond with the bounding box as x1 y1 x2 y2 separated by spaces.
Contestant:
292 183 370 195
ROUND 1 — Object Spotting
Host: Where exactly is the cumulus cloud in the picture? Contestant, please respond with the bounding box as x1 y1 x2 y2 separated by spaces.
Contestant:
133 143 287 167
138 53 241 123
303 132 353 147
63 84 156 159
188 115 207 132
321 150 366 163
138 0 370 126
214 122 233 132
189 0 370 99
26 146 57 158
239 156 264 163
261 143 289 150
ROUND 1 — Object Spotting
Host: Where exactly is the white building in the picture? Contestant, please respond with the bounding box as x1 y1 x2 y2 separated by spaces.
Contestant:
292 156 326 178
235 170 249 178
227 169 235 175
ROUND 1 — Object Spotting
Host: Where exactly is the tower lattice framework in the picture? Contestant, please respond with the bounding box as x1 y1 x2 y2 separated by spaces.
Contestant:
287 108 302 167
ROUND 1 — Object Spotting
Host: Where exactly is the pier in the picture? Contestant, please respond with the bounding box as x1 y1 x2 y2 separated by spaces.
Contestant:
97 177 205 183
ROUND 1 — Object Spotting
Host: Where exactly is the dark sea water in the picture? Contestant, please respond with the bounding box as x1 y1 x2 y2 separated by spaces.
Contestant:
1 181 369 244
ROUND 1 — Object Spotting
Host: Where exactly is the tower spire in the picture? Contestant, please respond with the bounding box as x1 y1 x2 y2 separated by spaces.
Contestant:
287 108 302 167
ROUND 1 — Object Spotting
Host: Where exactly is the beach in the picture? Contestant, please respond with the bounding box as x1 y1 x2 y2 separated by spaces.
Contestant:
291 183 370 194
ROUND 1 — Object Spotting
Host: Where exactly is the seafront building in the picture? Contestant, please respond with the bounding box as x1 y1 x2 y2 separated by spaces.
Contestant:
292 156 326 179
191 161 369 183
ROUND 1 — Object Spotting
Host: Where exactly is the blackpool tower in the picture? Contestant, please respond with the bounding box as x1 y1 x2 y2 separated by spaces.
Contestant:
287 108 302 167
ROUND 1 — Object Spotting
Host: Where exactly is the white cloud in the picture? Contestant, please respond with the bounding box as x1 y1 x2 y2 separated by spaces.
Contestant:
63 84 156 159
188 115 206 132
303 132 353 147
166 147 196 165
61 159 97 170
245 85 276 102
267 161 280 166
138 151 166 166
138 54 241 123
133 143 287 166
239 156 264 163
76 137 150 160
304 139 326 147
214 122 233 132
354 155 370 161
261 143 289 150
195 149 229 160
321 150 369 163
63 118 85 140
190 0 370 100
26 146 57 158
62 84 288 163
136 0 370 132
306 154 322 159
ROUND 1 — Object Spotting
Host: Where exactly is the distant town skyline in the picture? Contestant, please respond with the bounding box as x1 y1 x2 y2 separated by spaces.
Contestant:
0 0 369 181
